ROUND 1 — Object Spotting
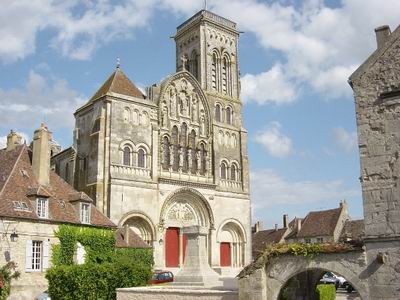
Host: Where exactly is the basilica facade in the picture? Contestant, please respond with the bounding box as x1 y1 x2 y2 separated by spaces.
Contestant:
52 10 251 272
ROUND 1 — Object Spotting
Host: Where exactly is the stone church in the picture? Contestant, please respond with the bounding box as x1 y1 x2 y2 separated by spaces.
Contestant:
52 10 251 273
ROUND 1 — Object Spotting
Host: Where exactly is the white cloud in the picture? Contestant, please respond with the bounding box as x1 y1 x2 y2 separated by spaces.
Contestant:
0 70 85 131
254 122 293 158
333 127 358 153
241 64 297 105
250 169 360 209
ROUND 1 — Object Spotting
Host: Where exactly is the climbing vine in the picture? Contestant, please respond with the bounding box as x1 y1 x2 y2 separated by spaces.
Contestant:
0 262 20 300
238 242 356 278
52 225 115 266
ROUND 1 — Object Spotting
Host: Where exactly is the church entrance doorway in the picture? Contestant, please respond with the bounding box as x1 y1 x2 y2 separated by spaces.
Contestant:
165 227 187 267
220 242 231 266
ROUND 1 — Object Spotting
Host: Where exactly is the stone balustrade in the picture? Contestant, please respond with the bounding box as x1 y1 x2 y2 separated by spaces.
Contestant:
220 179 242 190
110 164 151 178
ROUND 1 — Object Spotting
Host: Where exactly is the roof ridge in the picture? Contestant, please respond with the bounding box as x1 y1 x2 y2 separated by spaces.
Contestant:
0 145 26 199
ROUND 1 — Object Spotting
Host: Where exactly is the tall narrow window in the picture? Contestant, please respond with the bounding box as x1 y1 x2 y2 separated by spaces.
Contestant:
191 50 198 79
123 146 131 166
65 163 69 183
212 53 217 90
222 57 227 94
215 104 221 122
32 241 42 271
172 126 179 171
189 130 197 173
36 198 48 219
80 203 90 224
200 143 206 175
231 164 237 181
162 136 170 170
123 107 131 123
226 106 232 125
220 162 227 180
138 148 146 168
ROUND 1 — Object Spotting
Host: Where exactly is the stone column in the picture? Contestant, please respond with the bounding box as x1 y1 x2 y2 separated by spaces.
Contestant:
174 225 220 287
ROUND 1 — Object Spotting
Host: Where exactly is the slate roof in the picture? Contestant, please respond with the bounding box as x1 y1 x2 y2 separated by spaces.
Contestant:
252 228 287 256
0 145 115 228
115 227 151 249
89 68 145 101
296 207 342 238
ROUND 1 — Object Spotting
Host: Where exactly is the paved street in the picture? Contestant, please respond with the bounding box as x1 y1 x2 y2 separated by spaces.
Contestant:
336 288 361 300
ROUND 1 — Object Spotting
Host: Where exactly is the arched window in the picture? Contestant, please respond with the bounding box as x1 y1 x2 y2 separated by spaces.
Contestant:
226 106 232 125
180 123 188 146
133 110 139 125
231 164 237 181
123 146 131 166
172 126 179 171
212 53 218 91
124 107 131 123
220 162 227 180
215 104 222 122
162 136 170 170
200 143 206 175
137 148 146 168
191 50 198 80
189 130 197 173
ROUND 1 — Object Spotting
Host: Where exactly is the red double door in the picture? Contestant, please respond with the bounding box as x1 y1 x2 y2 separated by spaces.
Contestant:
165 227 187 267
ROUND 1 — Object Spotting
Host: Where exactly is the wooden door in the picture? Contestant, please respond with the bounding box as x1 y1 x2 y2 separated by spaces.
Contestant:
165 227 179 267
220 242 231 267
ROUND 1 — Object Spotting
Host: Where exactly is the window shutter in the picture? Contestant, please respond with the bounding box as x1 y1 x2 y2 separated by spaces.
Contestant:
25 240 33 272
43 241 49 270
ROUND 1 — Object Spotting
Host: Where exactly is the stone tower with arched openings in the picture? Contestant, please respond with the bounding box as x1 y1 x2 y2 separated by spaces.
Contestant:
52 9 251 275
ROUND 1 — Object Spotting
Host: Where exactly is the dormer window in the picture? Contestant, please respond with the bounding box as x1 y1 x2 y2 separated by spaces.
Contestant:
80 203 90 224
36 198 48 219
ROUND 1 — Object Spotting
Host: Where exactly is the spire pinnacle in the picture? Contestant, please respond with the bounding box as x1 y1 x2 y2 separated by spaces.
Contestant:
116 57 121 69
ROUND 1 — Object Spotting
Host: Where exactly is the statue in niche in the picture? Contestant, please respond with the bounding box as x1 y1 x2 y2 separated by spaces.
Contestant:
161 102 168 127
169 145 174 170
169 88 177 118
196 150 201 173
199 110 206 136
161 142 165 165
192 95 198 122
179 147 184 169
188 148 192 172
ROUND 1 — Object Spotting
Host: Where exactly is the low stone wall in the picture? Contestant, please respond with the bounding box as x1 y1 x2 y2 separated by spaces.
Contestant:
117 287 238 300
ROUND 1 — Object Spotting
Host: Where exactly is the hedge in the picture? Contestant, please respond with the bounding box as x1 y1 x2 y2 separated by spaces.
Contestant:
46 259 152 300
316 284 336 300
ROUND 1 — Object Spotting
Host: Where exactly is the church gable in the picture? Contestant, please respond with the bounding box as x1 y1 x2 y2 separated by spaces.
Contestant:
158 71 211 137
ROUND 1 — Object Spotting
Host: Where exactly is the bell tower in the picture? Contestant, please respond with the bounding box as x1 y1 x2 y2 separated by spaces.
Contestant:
175 10 240 100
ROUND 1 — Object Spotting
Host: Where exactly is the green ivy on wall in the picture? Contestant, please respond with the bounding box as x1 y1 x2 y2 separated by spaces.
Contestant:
52 225 115 266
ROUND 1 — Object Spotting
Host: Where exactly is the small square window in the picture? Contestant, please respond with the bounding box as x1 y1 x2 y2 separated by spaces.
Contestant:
13 201 22 210
80 203 90 224
317 237 323 243
36 198 48 219
305 238 311 244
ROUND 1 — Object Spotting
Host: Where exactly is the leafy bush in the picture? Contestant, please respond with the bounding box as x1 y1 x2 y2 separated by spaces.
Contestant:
113 248 154 268
316 284 336 300
0 262 20 300
46 259 152 300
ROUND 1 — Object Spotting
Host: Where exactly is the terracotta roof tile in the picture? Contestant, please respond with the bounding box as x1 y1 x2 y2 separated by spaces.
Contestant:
296 207 342 238
90 68 145 101
115 227 150 249
252 228 287 257
0 145 115 228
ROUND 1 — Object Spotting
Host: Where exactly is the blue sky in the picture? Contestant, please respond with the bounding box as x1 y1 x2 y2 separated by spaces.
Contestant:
1 0 400 229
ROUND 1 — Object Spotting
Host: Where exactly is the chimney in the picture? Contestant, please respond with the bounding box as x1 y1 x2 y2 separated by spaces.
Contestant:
375 25 391 49
254 221 263 233
32 123 51 186
283 214 288 228
6 130 22 151
274 224 278 231
296 218 302 231
124 224 130 244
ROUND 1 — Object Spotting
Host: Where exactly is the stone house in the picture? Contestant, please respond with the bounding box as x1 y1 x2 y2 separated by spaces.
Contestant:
52 9 252 275
0 125 121 299
252 201 353 258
